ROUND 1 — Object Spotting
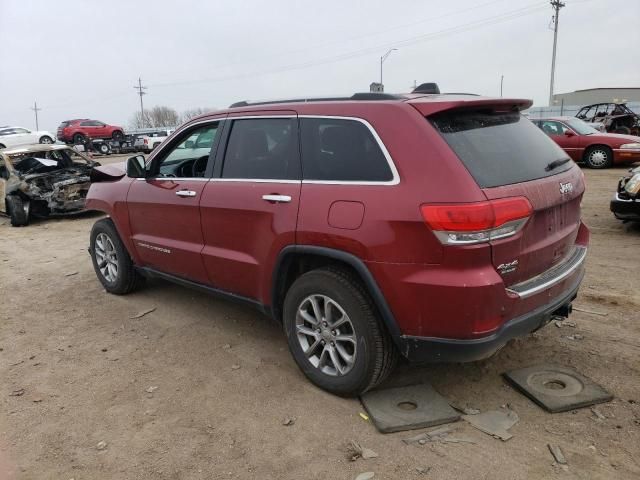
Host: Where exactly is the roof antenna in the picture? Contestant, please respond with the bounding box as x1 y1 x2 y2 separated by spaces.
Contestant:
412 83 440 94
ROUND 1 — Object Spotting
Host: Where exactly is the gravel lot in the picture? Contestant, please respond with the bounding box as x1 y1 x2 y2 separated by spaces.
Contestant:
1 160 639 480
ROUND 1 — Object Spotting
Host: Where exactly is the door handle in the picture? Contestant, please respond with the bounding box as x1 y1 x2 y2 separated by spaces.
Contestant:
176 190 197 197
262 194 292 203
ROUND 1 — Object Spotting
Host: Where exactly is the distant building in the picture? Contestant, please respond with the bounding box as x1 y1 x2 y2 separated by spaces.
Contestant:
370 82 384 93
552 87 640 106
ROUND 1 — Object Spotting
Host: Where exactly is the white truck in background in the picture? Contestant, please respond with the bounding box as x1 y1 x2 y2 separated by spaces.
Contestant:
134 128 174 153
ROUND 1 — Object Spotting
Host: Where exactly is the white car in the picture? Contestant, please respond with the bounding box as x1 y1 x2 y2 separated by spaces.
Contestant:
0 126 56 149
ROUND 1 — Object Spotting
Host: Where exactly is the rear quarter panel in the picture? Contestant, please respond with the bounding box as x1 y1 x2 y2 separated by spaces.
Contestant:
295 102 485 264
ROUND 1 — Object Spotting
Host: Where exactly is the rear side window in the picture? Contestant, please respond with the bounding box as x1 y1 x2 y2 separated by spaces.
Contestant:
430 111 571 188
300 118 393 182
222 118 299 180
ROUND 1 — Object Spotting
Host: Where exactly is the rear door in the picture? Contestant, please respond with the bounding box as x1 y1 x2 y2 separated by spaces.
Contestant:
126 119 223 283
428 108 584 285
199 113 301 302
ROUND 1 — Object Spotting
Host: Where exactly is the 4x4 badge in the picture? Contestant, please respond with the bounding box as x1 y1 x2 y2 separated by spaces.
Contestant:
497 260 519 275
560 182 574 194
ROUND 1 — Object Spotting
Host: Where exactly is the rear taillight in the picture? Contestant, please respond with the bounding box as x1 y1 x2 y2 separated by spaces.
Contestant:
421 197 532 245
143 138 148 144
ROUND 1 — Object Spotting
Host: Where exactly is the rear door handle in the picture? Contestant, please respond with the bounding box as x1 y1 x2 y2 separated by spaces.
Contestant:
262 194 291 203
176 190 197 197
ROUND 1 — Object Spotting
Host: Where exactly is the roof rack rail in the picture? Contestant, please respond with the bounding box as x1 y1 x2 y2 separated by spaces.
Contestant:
228 92 407 108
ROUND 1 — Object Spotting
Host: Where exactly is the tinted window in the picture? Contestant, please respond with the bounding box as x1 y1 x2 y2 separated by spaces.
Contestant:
430 111 571 188
300 118 393 182
155 123 219 177
222 118 298 180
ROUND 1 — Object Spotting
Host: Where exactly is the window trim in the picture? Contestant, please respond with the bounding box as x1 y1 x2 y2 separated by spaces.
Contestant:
299 115 400 186
210 114 400 185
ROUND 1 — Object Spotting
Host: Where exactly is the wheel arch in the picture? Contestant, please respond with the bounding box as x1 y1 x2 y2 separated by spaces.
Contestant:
271 245 402 343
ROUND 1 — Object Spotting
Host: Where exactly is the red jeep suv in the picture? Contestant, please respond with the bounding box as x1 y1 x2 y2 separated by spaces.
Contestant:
57 119 124 144
86 87 589 396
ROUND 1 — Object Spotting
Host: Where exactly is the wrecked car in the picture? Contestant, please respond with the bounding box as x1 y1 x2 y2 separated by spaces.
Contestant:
611 166 640 222
0 144 99 226
576 102 640 136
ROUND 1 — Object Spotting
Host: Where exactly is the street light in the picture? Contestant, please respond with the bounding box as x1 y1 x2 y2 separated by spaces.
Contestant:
380 48 398 92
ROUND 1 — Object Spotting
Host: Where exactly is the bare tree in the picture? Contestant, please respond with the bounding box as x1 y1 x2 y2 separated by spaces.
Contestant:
147 106 179 127
129 106 180 129
180 107 216 124
129 111 151 129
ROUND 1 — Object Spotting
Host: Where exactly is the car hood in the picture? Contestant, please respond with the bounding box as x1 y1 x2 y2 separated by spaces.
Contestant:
90 162 126 182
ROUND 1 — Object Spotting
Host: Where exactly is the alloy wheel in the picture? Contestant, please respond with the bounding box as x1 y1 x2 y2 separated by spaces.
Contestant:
94 233 118 282
295 294 357 376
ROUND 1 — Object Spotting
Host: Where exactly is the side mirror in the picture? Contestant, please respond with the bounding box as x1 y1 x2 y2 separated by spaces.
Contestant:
185 140 195 149
564 130 576 137
126 155 147 178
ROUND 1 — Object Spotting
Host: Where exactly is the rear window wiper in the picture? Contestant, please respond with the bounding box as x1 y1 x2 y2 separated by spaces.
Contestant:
545 158 571 172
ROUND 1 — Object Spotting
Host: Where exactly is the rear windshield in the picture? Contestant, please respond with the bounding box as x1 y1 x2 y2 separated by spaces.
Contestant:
429 110 571 188
58 121 70 128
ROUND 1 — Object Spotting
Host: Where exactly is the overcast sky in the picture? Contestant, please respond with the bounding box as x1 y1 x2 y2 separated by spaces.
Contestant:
1 0 638 132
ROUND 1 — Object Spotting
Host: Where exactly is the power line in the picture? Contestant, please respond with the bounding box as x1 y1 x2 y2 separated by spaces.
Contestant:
151 1 548 90
134 77 147 126
548 0 565 106
147 0 509 88
29 101 41 130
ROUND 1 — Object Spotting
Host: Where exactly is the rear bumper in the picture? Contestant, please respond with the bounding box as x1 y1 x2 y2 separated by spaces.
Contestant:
397 269 583 363
610 192 640 220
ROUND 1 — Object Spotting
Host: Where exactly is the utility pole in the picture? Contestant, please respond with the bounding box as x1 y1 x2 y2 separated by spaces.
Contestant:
133 77 147 127
548 0 565 106
30 101 41 130
380 48 398 92
500 75 504 97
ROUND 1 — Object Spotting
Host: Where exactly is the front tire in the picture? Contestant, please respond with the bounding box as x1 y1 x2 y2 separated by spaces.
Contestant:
584 145 612 169
90 218 143 294
39 135 53 144
5 195 30 227
283 268 397 397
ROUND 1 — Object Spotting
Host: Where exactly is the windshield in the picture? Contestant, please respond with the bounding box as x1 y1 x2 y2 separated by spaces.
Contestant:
430 110 571 188
565 118 598 135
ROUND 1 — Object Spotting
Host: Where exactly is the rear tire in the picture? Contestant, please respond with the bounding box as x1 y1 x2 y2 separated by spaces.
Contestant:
584 145 612 169
5 195 30 227
97 143 110 155
73 133 86 144
90 218 144 294
39 135 53 144
282 267 397 397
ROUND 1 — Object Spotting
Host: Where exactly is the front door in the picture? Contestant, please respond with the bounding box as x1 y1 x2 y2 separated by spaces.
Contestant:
127 120 222 283
199 114 301 303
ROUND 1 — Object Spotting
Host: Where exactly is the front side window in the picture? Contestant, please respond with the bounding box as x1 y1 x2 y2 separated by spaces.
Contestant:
222 118 298 180
299 118 393 182
154 123 219 178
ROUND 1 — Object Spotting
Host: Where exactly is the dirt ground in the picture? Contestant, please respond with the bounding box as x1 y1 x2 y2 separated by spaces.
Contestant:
1 157 639 480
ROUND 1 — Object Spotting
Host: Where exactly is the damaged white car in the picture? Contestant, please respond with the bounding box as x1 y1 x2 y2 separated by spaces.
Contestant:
0 144 99 226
